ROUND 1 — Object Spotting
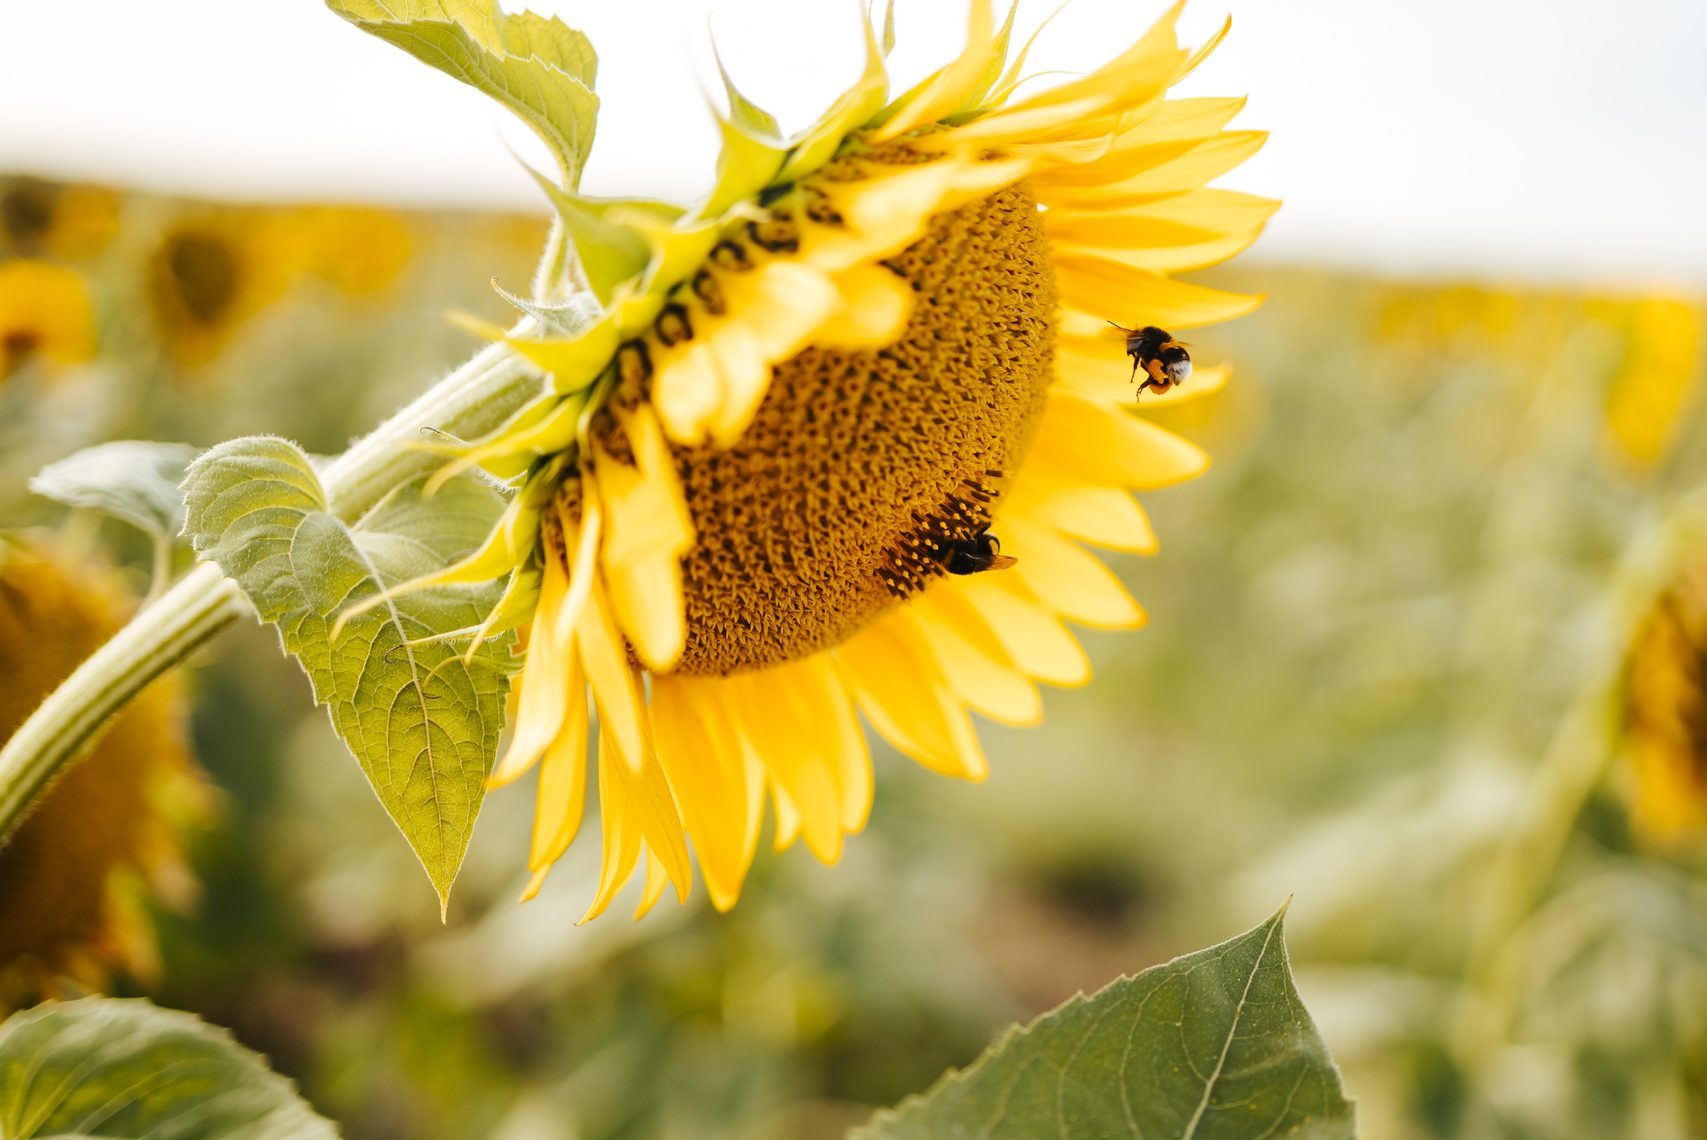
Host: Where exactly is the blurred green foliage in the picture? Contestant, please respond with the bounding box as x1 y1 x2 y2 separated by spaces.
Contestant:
4 173 1707 1139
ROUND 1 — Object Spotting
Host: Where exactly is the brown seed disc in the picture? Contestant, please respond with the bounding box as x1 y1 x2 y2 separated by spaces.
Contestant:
664 181 1057 675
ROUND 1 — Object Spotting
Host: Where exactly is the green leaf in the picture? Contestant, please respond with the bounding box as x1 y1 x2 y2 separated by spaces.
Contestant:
327 0 599 188
182 436 513 910
29 440 200 541
0 997 336 1139
855 905 1356 1140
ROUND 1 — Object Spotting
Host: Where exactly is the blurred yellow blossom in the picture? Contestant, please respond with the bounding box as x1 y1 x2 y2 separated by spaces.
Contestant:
0 259 95 380
0 542 209 1010
1602 296 1705 472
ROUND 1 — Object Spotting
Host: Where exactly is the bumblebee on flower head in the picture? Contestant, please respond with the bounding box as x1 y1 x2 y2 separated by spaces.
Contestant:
1111 322 1192 399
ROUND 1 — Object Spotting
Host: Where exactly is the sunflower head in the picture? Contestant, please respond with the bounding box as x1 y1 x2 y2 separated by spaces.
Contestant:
1602 296 1706 473
1 177 119 260
0 259 95 382
146 211 295 366
291 205 416 298
377 0 1271 918
1622 538 1707 845
0 542 209 1010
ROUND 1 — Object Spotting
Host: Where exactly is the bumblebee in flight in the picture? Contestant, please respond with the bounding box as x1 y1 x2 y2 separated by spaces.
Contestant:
1110 323 1191 399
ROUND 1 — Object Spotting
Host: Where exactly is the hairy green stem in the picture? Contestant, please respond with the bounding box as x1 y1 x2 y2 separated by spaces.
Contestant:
0 334 541 842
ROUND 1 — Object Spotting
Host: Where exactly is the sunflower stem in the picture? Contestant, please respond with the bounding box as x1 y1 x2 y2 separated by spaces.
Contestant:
0 330 543 843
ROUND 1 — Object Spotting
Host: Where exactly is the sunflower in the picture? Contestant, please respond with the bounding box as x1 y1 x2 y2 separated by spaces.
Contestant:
0 542 208 1010
0 176 119 260
1602 296 1705 473
146 210 295 366
406 1 1271 918
0 259 96 381
291 205 416 299
1624 548 1707 844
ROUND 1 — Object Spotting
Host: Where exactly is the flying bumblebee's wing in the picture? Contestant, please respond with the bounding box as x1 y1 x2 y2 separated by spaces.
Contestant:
985 554 1018 571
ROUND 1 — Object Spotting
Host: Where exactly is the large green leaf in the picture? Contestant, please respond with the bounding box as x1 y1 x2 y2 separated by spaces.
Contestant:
30 440 200 541
327 0 598 187
0 997 336 1139
855 905 1356 1140
182 436 513 910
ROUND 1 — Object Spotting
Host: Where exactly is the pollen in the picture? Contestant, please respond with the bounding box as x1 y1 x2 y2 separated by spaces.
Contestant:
653 183 1057 676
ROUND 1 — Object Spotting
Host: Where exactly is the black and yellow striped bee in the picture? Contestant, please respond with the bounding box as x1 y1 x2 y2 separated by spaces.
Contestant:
941 524 1017 575
1110 322 1191 399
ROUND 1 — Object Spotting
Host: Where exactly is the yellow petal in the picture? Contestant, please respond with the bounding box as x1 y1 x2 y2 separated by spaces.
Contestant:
1004 470 1158 553
792 653 873 835
730 665 848 864
948 95 1125 145
947 572 1090 687
1055 255 1262 329
552 484 603 649
835 614 988 781
596 408 694 568
867 0 997 142
725 260 840 360
521 669 589 894
651 674 763 913
1033 127 1243 191
580 735 641 924
704 316 774 447
1117 95 1248 144
1056 228 1267 275
995 3 1183 118
1031 131 1268 205
907 591 1042 727
603 552 686 673
999 516 1146 629
490 559 571 787
803 156 1012 275
814 264 915 349
635 850 671 918
574 577 650 774
771 784 803 853
1176 14 1232 80
615 743 693 905
1030 389 1209 489
651 341 724 447
1099 187 1279 235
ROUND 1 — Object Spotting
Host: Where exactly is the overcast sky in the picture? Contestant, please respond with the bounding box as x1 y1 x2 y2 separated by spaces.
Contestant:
3 0 1704 287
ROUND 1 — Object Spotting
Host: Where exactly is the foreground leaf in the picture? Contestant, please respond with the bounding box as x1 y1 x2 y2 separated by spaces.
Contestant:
30 440 200 540
856 905 1355 1140
182 436 512 910
327 0 599 187
0 997 336 1139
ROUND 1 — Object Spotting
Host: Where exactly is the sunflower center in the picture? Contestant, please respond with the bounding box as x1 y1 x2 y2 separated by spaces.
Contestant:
163 232 240 324
667 182 1057 676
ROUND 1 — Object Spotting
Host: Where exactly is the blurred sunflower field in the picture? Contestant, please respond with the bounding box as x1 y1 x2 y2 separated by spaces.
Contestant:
5 167 1706 1137
4 2 1707 1138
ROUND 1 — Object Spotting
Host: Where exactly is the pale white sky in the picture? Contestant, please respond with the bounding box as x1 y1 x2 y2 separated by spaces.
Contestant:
2 0 1704 287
